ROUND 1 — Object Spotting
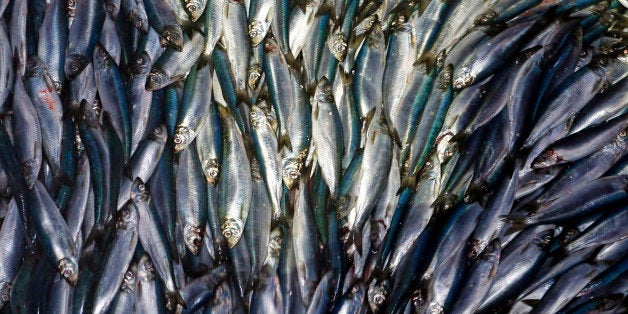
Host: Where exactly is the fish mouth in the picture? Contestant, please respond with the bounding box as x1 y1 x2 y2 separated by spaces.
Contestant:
184 224 204 255
221 218 244 248
0 282 11 302
249 20 268 47
64 54 90 79
146 68 169 91
202 159 221 186
58 258 79 285
173 126 191 153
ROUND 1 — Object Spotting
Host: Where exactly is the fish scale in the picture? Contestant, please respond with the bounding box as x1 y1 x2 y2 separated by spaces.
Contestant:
0 0 625 313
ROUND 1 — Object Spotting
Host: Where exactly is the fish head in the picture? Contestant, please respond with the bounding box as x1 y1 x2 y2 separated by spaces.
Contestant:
481 238 501 262
369 219 387 249
248 63 263 89
263 38 280 54
267 228 283 258
282 158 301 189
531 149 560 169
348 282 366 303
21 160 37 189
186 0 205 21
249 105 268 128
0 282 11 303
314 77 334 103
453 65 474 90
58 257 79 284
202 159 221 186
104 0 119 15
128 8 149 33
66 0 77 17
79 100 100 127
558 227 580 245
532 229 554 249
116 203 139 230
436 134 457 164
367 280 389 312
249 20 269 47
130 179 151 204
138 255 156 280
148 124 168 144
222 218 244 248
183 224 204 255
93 44 116 69
64 54 90 79
328 33 348 61
474 9 498 25
162 26 184 51
467 238 483 260
121 265 137 292
146 67 170 90
24 56 47 78
131 52 152 76
173 126 191 153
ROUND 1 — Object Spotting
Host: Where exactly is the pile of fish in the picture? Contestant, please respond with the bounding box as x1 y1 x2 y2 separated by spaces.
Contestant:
0 0 627 312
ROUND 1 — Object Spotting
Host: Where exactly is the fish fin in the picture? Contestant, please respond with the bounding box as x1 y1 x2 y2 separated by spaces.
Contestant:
165 290 187 311
432 192 458 214
196 54 213 68
413 51 437 69
291 0 306 13
338 68 352 85
236 89 252 107
389 128 402 148
284 51 301 71
278 133 293 152
521 299 540 307
170 241 181 264
464 181 487 203
449 131 470 150
216 102 233 119
48 161 73 190
500 213 530 225
362 108 377 132
398 174 418 193
352 229 363 255
501 219 528 236
316 1 336 21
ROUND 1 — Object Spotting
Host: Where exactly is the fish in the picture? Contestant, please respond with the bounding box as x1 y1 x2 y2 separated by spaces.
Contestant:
250 103 283 220
146 32 205 91
0 2 627 312
0 21 13 113
40 0 69 86
23 56 66 185
0 199 25 310
176 145 208 255
11 79 43 189
93 44 132 157
91 202 139 314
130 179 184 309
143 0 184 50
448 239 502 314
173 59 213 153
65 0 106 79
217 106 252 249
310 77 343 197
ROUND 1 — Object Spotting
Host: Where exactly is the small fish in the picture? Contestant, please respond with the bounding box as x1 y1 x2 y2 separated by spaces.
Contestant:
65 0 106 79
217 106 252 249
311 77 343 197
